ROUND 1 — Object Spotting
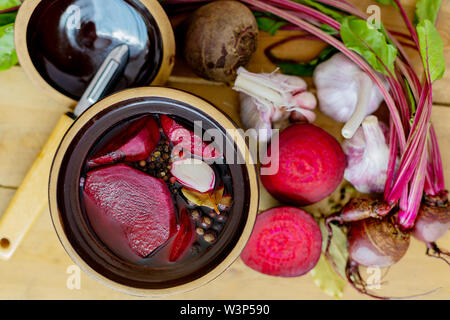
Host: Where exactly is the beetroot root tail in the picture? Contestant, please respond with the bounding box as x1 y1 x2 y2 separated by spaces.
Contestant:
345 260 390 300
345 260 441 300
426 242 450 267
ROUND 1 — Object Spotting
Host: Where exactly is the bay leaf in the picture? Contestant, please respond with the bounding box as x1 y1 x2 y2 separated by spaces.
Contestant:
181 186 224 214
319 219 348 278
310 254 346 299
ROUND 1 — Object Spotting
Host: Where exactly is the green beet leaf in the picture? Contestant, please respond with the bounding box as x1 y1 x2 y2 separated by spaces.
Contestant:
417 19 445 83
293 0 345 22
0 23 17 71
275 46 338 77
0 0 21 11
376 0 398 7
340 16 397 76
405 79 417 113
415 0 442 25
254 11 287 35
320 23 339 35
0 11 16 26
256 17 287 35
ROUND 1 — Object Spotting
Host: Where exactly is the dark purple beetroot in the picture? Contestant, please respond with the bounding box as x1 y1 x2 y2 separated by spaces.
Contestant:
347 217 410 268
413 193 450 243
160 115 221 160
241 207 322 277
88 116 160 168
84 164 177 258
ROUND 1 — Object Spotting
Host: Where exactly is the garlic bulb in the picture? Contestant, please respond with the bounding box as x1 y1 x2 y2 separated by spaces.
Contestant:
233 67 317 142
313 53 388 139
342 115 394 194
239 93 273 143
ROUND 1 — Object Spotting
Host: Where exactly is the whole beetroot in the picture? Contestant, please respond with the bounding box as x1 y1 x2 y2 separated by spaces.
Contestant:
261 123 346 205
348 217 410 268
183 1 258 83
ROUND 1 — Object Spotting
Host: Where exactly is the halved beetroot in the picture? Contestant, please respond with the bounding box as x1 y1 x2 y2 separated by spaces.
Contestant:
241 207 322 277
84 164 177 258
169 208 196 262
160 115 221 160
88 116 160 168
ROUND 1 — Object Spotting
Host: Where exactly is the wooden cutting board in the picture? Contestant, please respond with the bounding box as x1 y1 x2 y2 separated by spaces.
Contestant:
0 0 449 299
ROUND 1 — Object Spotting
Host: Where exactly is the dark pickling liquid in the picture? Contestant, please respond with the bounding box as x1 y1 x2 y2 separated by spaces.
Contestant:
80 114 233 267
26 0 163 100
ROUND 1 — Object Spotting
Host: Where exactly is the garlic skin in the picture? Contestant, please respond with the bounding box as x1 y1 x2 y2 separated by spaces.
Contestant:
239 93 273 143
234 67 317 142
313 53 388 139
342 116 393 194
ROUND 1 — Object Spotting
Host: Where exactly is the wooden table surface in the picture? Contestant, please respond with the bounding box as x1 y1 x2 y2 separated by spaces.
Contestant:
0 0 449 299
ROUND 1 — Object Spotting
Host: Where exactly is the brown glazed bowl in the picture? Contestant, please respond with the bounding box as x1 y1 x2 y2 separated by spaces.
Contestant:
15 0 175 105
48 87 259 296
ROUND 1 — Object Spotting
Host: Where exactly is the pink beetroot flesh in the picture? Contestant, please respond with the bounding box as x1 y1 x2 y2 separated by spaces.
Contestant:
88 116 160 168
160 115 221 160
241 207 322 277
261 124 346 205
84 164 177 258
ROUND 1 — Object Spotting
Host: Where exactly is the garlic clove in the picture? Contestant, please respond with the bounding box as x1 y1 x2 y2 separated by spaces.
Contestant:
234 67 317 143
314 53 388 138
170 158 216 193
290 108 317 123
234 67 295 107
240 94 273 143
341 72 373 139
270 72 307 94
292 91 317 110
342 115 393 194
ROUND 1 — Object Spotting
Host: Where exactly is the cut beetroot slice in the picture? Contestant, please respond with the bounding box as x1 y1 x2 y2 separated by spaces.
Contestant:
241 207 322 277
84 164 177 258
169 208 196 262
160 115 221 160
88 116 160 169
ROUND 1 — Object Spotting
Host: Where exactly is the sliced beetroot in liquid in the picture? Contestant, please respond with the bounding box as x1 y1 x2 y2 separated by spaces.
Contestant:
168 208 196 262
88 116 160 169
84 164 177 258
160 115 221 160
241 207 322 277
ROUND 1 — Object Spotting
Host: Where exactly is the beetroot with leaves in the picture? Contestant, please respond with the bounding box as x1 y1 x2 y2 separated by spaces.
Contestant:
84 164 177 259
326 199 412 299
